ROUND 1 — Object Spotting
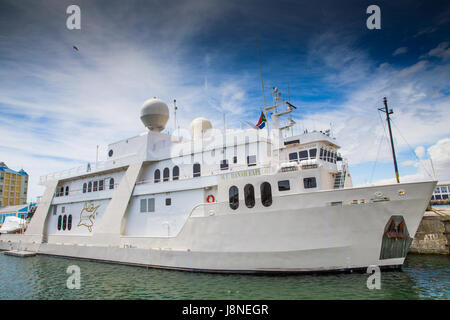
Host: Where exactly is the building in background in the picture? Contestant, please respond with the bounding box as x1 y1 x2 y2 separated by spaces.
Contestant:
0 202 37 224
430 182 450 206
0 162 28 207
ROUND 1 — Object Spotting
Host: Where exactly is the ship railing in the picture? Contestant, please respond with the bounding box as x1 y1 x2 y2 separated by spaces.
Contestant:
39 154 137 185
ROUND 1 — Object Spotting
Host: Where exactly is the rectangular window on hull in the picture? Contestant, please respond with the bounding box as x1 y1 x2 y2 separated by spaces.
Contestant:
278 180 290 191
303 177 317 189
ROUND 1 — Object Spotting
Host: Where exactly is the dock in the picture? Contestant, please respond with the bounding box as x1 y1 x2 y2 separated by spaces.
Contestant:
409 208 450 255
3 250 37 257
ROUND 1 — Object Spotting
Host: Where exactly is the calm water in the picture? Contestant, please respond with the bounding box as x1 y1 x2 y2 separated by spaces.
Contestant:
0 253 448 300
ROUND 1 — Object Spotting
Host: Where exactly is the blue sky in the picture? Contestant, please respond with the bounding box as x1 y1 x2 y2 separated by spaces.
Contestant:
0 0 449 200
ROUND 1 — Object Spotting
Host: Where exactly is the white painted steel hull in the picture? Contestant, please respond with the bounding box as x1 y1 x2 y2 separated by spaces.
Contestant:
0 181 434 273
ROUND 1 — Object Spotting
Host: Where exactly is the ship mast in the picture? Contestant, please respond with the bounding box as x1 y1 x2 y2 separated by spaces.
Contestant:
378 97 400 184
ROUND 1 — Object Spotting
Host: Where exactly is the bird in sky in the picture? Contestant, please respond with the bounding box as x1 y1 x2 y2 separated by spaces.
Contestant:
73 45 79 51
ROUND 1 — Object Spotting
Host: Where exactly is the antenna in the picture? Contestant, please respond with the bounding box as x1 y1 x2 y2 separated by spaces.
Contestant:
378 97 400 184
173 99 178 138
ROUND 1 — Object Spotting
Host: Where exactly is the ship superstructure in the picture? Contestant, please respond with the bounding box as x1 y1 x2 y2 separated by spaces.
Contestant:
0 90 435 273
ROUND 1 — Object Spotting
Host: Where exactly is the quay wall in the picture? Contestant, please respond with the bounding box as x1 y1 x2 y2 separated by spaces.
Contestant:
409 209 449 255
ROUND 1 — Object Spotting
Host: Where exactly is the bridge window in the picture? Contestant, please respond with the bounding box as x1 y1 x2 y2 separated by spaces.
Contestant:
65 186 69 196
154 169 161 183
99 180 104 191
193 163 201 177
109 178 115 189
304 177 317 189
62 215 67 231
163 168 170 182
83 183 87 193
309 148 317 159
229 186 239 210
93 181 98 192
67 215 72 231
289 152 298 162
244 184 255 208
320 148 324 160
173 166 179 180
88 182 92 192
278 180 290 191
57 215 62 231
260 182 272 207
220 159 229 170
299 150 308 161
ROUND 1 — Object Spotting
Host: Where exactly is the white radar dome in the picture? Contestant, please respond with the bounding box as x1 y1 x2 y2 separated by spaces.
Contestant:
190 117 212 139
140 98 169 132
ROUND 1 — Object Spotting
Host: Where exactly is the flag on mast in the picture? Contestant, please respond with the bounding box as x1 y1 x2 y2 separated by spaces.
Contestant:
254 112 267 129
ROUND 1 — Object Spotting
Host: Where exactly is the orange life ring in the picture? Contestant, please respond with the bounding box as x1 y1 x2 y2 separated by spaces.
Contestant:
206 195 215 203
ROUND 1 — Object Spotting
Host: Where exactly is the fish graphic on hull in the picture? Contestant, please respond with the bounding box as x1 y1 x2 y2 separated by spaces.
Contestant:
78 202 100 232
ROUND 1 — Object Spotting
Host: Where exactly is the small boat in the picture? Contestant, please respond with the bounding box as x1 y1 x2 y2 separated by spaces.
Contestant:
0 216 27 234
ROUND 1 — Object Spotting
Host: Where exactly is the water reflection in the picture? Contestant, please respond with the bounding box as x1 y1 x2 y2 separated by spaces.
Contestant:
0 253 447 300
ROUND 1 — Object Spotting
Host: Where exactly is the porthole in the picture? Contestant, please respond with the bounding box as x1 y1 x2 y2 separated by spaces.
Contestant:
108 149 113 157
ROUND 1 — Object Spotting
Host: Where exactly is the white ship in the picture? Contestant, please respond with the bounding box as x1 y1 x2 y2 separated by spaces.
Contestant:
0 89 436 273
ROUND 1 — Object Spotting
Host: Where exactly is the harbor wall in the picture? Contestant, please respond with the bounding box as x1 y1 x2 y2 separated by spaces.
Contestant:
409 210 449 255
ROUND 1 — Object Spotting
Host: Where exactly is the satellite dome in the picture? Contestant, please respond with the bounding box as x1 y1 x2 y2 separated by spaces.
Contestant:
190 117 212 139
140 98 169 132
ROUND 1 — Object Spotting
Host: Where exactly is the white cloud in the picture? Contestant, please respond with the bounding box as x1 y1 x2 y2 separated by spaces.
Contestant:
428 42 450 61
415 146 426 158
393 47 408 56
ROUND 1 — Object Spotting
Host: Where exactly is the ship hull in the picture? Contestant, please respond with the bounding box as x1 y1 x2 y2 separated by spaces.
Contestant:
0 181 435 273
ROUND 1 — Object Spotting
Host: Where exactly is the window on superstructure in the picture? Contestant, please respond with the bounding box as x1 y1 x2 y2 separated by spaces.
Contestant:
148 198 155 212
173 166 179 180
278 180 290 191
88 182 92 192
62 215 67 231
303 177 317 189
165 198 171 206
93 181 98 192
247 155 256 166
289 152 298 162
260 182 272 207
319 148 324 160
57 215 62 230
109 178 115 189
60 186 64 196
140 198 147 213
67 215 72 231
83 183 87 193
220 159 229 170
154 170 161 183
99 180 104 191
229 186 239 210
299 150 308 161
233 156 237 164
309 148 317 159
193 163 201 177
163 168 170 182
244 184 255 208
65 186 69 196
